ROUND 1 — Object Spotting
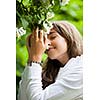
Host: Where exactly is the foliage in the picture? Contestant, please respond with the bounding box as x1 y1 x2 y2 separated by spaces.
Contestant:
16 0 70 31
16 0 83 98
51 0 83 35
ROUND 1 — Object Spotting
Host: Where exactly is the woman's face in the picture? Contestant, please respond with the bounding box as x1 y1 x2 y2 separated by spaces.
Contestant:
47 28 69 62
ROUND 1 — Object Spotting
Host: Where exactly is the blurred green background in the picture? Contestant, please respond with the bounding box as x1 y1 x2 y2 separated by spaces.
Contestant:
16 0 83 97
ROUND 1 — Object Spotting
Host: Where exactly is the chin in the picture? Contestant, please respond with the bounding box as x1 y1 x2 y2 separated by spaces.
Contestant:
49 57 55 60
48 55 57 60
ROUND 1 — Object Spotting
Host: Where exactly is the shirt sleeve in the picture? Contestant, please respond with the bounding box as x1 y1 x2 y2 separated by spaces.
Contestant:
18 57 83 100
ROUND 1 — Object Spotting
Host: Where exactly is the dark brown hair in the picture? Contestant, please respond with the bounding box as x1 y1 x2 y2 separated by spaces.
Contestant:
42 21 83 89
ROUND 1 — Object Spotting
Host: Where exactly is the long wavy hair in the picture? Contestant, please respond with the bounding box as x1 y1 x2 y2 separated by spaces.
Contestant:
42 21 83 89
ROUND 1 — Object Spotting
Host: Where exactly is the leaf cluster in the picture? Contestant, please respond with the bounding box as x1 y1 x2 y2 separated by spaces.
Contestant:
16 0 62 31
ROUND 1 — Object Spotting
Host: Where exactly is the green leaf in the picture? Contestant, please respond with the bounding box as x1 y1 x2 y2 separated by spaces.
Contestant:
20 17 29 29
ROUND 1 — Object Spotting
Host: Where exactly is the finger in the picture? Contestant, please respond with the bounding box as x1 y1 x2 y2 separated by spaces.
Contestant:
34 27 39 40
26 34 32 48
44 34 48 45
39 30 43 41
43 34 48 52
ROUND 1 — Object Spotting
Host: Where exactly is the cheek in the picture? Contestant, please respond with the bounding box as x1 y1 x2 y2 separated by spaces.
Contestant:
56 39 68 52
49 42 67 59
58 44 67 54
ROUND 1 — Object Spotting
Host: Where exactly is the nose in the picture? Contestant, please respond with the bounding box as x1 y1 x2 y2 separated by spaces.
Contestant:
45 38 51 52
47 38 51 46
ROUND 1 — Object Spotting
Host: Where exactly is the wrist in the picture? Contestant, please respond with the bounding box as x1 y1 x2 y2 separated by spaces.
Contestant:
27 60 42 66
29 55 42 62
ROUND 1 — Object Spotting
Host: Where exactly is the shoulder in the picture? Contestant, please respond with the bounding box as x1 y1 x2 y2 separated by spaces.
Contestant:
60 55 83 73
67 55 83 67
57 56 83 80
56 55 83 89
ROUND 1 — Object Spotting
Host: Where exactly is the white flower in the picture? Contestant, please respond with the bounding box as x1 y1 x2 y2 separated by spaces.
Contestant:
60 0 70 6
16 27 26 38
47 12 55 19
43 21 53 35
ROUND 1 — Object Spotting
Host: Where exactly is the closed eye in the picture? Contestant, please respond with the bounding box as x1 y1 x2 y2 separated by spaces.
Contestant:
49 36 57 40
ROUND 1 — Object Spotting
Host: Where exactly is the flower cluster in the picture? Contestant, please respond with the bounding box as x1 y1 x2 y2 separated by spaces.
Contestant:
16 0 70 38
16 27 26 38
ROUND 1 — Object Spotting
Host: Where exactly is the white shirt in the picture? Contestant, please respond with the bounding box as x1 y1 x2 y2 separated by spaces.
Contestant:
18 55 83 100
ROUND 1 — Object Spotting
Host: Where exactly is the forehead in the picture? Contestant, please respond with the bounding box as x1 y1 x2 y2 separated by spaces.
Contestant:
48 28 57 35
47 28 63 39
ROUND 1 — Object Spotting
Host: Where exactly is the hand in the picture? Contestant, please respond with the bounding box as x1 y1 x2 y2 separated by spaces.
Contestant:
26 27 47 62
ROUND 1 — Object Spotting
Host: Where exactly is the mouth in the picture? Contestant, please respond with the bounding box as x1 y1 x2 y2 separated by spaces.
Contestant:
46 47 56 52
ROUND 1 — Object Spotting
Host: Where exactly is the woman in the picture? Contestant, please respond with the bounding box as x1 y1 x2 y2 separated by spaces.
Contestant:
18 21 83 100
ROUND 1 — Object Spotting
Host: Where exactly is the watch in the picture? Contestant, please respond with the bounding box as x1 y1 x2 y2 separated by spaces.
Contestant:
27 61 42 66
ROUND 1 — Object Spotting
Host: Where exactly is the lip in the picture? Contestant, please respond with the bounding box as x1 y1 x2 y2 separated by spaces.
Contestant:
47 47 56 52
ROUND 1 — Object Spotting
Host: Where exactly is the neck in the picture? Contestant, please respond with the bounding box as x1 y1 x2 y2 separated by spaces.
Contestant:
57 53 69 65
